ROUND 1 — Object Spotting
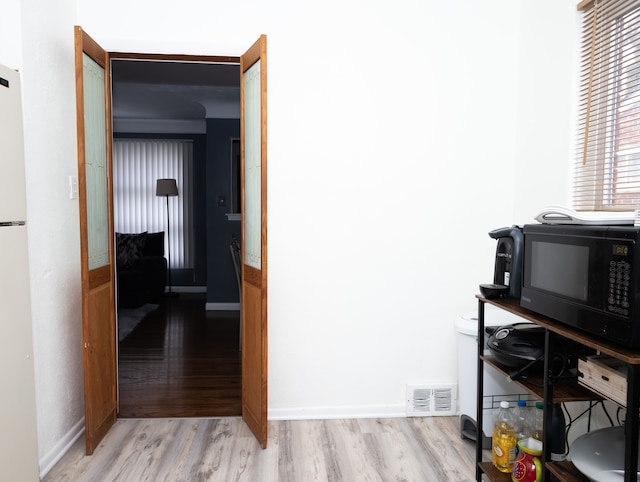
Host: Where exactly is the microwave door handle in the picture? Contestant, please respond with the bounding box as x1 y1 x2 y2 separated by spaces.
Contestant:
489 225 522 240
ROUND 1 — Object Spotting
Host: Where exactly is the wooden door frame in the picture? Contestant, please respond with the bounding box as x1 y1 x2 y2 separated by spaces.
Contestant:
107 51 268 424
240 35 268 449
78 30 268 448
74 26 117 454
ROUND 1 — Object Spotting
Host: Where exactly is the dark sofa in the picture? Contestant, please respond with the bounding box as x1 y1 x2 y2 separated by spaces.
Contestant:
116 231 167 309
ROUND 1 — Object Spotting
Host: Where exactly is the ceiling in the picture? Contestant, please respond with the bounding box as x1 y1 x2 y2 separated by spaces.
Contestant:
111 60 241 121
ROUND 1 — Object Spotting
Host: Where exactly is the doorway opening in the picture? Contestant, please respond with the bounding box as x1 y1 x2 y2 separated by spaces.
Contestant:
111 57 242 418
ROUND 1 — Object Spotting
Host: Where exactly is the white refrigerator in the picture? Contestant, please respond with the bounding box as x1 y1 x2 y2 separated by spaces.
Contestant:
0 63 40 480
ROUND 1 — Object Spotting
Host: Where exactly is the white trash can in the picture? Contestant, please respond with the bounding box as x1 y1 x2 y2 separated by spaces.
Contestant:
455 306 529 448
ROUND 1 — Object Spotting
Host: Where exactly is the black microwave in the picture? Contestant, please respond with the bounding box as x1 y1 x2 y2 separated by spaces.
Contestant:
520 223 640 348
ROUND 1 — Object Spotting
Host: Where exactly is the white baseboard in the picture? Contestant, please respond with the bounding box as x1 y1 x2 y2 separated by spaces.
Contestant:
206 302 240 311
39 417 85 478
268 403 406 421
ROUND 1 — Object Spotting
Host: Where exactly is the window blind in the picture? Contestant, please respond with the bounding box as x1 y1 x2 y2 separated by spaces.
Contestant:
113 139 193 269
574 0 640 211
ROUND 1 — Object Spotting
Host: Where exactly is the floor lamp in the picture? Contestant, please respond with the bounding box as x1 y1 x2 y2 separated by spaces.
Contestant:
156 178 178 296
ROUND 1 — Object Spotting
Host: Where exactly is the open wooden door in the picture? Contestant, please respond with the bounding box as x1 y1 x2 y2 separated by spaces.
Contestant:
74 26 117 455
240 35 268 448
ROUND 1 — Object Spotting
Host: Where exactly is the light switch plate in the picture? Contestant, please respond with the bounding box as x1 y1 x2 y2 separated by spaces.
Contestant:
69 175 78 199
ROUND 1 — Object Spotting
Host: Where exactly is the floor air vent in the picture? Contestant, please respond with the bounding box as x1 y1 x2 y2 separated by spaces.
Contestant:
406 384 457 416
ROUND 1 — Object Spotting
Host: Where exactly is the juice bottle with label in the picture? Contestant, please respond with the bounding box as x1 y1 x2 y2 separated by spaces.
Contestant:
492 400 517 473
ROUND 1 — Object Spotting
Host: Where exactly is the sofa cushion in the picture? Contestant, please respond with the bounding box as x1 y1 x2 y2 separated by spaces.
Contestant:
144 231 165 257
116 232 147 269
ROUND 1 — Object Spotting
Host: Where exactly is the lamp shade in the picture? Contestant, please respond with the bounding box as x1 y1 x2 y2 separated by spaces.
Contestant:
156 178 178 197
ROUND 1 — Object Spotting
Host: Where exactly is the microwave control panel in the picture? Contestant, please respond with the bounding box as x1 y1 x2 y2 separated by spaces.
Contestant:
608 244 632 318
608 260 631 316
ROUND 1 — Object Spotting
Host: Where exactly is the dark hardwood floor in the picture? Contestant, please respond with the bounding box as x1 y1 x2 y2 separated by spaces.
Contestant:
118 293 242 418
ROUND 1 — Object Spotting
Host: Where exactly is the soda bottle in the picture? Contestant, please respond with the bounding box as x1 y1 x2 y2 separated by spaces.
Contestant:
492 400 517 473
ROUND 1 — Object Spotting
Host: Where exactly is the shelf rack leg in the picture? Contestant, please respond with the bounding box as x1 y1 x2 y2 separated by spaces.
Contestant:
624 364 640 482
542 329 553 482
476 299 485 482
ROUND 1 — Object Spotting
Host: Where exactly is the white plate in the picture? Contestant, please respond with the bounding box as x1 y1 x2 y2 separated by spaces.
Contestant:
571 426 640 481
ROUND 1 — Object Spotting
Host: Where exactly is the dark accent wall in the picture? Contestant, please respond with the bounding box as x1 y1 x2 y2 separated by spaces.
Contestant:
206 118 241 304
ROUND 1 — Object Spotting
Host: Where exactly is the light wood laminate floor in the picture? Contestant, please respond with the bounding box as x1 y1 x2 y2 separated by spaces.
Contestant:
43 416 480 481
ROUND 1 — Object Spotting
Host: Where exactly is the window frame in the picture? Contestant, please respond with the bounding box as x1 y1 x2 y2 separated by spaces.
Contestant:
574 0 640 211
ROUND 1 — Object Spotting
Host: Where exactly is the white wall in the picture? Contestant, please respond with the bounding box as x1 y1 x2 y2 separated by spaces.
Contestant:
1 0 23 70
512 0 577 224
79 0 527 418
10 0 84 475
6 0 578 475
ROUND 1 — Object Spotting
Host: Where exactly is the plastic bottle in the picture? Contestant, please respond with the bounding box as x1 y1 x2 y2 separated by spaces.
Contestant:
532 401 544 441
513 399 531 447
492 400 517 473
530 401 566 461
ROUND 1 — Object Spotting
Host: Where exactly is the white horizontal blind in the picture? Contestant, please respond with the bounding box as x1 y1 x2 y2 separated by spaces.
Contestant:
574 0 640 211
113 139 193 269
